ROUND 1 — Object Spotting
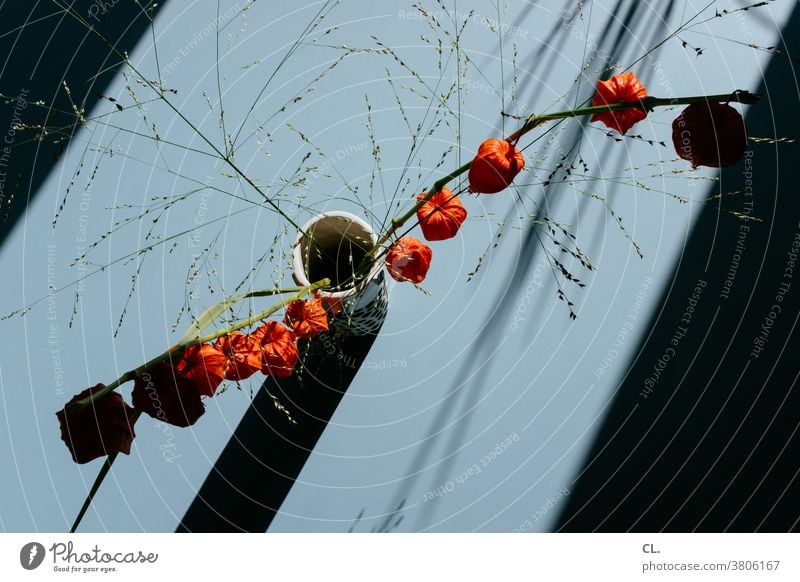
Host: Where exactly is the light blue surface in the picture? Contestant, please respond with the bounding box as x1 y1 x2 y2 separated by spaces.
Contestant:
0 0 793 532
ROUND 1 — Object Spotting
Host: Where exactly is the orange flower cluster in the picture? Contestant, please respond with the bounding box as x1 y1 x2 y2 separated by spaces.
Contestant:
59 72 752 465
57 299 329 463
387 72 748 286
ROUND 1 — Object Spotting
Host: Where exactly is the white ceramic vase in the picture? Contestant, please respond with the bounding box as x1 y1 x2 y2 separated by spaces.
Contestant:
291 211 388 336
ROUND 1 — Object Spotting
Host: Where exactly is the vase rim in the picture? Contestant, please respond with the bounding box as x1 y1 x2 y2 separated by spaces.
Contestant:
291 211 382 298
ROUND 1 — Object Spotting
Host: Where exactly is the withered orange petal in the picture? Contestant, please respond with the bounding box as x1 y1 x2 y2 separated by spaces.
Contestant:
56 384 137 464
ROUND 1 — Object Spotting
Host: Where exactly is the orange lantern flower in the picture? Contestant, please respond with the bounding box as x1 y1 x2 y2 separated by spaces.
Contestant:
253 320 299 378
284 298 329 339
416 187 467 241
132 363 206 427
56 384 137 464
468 138 525 194
215 332 264 381
671 102 747 168
175 343 227 397
385 236 433 284
590 72 649 135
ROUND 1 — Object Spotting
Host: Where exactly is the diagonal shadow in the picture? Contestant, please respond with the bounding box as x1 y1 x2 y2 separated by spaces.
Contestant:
557 2 800 532
0 1 164 246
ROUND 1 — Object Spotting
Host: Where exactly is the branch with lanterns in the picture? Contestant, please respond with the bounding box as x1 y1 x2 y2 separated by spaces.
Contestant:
56 71 757 530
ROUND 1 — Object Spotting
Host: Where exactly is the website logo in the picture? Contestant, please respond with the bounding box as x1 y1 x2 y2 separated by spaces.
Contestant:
20 542 46 570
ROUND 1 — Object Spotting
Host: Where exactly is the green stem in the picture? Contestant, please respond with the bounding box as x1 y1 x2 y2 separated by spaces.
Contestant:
68 407 138 535
195 279 330 343
506 91 761 143
71 278 330 408
70 453 116 533
366 90 761 262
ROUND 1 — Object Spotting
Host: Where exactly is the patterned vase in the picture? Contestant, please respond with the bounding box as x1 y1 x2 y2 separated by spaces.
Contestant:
292 211 388 336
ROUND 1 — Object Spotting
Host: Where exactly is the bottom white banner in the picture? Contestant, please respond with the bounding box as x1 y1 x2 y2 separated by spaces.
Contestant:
1 534 797 580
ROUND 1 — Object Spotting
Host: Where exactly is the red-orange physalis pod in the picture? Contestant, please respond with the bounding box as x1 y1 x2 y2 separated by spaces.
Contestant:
56 384 137 464
253 320 299 378
468 138 525 194
672 102 747 168
175 343 227 397
416 187 467 241
132 363 206 427
284 298 329 339
215 332 264 381
590 72 649 135
385 236 433 284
